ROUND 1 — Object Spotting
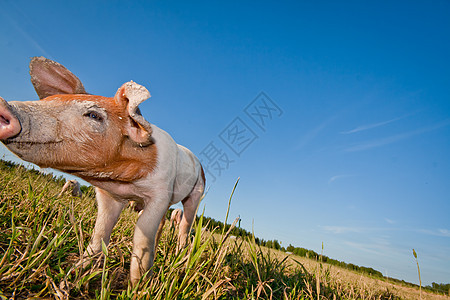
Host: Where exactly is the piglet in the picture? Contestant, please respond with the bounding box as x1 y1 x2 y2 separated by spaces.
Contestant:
170 208 184 228
0 57 205 286
58 179 82 197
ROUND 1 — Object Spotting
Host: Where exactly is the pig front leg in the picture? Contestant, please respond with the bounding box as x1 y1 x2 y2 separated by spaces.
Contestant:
85 188 125 258
130 196 169 286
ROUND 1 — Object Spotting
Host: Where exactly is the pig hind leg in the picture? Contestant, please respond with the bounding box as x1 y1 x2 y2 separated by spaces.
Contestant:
178 178 205 248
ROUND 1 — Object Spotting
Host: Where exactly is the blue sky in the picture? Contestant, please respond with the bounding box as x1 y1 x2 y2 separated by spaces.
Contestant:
1 1 449 286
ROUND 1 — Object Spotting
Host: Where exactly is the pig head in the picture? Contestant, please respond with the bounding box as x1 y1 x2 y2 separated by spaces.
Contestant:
0 57 205 286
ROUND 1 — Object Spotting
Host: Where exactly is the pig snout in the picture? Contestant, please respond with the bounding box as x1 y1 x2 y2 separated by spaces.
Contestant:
0 97 21 140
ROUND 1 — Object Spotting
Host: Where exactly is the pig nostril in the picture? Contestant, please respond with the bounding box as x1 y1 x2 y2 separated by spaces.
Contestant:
0 115 11 126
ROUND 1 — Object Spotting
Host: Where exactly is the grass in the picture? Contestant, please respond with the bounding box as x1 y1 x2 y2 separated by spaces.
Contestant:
413 249 422 300
0 159 447 299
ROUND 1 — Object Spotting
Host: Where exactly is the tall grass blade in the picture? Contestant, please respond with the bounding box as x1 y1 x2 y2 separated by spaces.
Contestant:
222 177 239 236
413 248 422 300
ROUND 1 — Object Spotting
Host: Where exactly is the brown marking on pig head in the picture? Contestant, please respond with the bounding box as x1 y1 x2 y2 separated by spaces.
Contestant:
32 85 157 183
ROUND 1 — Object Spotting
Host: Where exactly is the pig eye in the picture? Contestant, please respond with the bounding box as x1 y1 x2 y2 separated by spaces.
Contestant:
85 111 103 122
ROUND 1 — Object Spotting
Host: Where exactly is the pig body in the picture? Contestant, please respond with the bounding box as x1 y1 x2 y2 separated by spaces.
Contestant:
0 57 205 286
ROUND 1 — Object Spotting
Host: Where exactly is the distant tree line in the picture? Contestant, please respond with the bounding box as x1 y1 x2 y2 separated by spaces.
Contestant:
427 282 450 295
194 214 385 277
284 244 383 277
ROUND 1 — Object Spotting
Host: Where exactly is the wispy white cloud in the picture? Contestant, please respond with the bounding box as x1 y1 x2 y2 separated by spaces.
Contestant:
328 174 356 184
439 229 450 237
320 225 364 234
343 240 393 257
384 218 396 224
0 3 51 57
325 225 450 238
320 225 399 235
297 115 339 150
418 228 450 238
344 119 450 152
341 116 406 134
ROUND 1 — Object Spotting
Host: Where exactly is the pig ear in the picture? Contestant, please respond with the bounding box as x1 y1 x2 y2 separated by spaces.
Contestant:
29 56 87 99
115 81 153 146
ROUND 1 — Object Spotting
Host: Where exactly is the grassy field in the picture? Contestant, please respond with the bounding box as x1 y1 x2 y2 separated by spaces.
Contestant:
0 159 448 299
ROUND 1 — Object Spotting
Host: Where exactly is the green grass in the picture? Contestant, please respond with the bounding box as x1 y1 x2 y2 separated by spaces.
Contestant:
0 159 419 299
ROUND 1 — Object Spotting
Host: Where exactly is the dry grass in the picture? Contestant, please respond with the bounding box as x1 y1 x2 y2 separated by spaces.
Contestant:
277 251 447 300
217 235 448 300
0 159 448 299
